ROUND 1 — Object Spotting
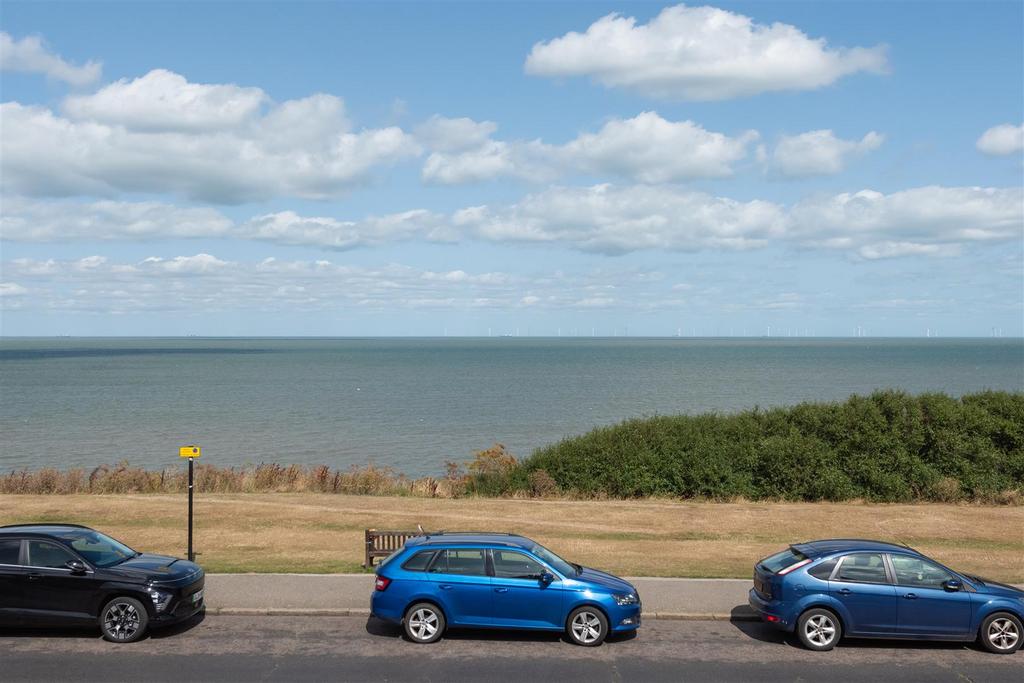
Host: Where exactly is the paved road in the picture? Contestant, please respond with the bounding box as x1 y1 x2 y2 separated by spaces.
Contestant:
204 574 757 618
2 614 1020 682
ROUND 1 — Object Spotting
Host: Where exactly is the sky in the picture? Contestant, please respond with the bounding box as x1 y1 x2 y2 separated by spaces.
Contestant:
0 0 1022 337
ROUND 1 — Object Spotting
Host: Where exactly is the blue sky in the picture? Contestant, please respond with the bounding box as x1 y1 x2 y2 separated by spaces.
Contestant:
1 0 1021 336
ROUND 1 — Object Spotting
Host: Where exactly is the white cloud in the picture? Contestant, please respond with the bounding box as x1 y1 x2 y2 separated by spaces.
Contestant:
4 185 1019 260
455 184 787 254
240 209 453 249
414 115 498 152
62 69 266 132
418 112 757 184
0 282 29 297
0 32 101 86
0 198 451 250
0 71 420 203
788 185 1023 258
977 123 1024 156
524 4 887 100
0 197 234 241
769 129 883 177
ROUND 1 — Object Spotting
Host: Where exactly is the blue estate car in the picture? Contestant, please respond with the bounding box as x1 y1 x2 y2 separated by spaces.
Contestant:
370 532 641 646
749 539 1024 654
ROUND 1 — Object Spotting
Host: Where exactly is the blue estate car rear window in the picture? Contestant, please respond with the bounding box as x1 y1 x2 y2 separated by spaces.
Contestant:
401 550 437 572
760 548 809 574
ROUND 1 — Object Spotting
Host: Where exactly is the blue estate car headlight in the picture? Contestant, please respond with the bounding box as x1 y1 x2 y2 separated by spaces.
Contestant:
613 593 639 606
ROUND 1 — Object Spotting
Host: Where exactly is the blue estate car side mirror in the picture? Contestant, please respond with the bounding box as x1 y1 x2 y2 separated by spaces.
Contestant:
539 571 554 585
943 579 962 592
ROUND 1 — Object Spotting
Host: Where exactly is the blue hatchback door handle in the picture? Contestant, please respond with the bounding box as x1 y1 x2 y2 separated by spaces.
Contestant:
904 593 917 600
837 588 852 595
494 587 510 593
439 584 454 590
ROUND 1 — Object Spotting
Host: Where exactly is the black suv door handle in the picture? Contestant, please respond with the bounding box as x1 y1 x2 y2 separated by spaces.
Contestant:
904 593 917 600
837 588 852 595
27 573 43 581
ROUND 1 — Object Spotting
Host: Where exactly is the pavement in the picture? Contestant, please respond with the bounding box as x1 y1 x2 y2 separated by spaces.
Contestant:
203 574 758 620
3 614 1021 682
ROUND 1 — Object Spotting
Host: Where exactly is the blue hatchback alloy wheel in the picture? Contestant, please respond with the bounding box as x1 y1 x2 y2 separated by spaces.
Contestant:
796 608 841 651
981 613 1022 654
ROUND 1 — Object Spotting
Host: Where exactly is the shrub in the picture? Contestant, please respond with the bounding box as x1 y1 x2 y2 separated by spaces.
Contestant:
518 390 1024 503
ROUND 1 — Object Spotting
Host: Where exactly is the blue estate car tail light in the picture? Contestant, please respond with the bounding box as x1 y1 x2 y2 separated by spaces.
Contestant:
375 576 391 591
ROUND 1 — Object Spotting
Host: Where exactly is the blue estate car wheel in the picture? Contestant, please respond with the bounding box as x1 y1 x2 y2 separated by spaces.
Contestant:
567 606 609 647
404 602 446 644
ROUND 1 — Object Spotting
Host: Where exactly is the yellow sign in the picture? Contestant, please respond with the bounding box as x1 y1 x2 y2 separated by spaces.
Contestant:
179 445 201 459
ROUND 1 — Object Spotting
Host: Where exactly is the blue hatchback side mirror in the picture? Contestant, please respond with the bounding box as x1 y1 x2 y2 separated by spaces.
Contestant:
539 571 554 584
943 579 962 592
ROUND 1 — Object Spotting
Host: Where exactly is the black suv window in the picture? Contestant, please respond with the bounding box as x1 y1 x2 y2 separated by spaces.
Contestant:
27 540 77 569
835 553 889 584
428 549 486 576
492 550 545 579
0 539 21 565
402 550 437 572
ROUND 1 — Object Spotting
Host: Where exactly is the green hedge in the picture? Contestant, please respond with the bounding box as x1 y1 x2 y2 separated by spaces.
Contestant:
513 391 1024 502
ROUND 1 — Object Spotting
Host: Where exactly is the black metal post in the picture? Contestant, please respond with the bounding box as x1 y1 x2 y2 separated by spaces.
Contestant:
187 457 194 562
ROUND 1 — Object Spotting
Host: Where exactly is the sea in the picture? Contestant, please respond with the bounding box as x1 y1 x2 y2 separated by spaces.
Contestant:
1 337 1022 476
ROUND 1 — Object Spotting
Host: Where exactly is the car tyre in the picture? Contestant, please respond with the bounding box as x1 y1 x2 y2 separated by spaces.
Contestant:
979 612 1022 654
404 602 445 644
567 606 608 647
99 596 149 643
796 608 841 651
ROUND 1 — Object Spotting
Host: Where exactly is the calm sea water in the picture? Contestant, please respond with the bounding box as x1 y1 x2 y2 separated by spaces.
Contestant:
1 337 1022 475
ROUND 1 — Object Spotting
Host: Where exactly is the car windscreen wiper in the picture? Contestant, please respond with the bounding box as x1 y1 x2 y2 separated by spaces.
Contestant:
572 562 583 575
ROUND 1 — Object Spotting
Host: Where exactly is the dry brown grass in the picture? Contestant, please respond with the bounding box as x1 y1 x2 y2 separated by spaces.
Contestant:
1 494 1021 581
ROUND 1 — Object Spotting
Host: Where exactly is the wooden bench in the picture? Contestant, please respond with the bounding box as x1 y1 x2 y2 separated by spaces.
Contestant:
363 529 421 568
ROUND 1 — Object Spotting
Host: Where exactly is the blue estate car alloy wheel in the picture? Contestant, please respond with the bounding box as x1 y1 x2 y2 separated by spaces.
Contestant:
749 539 1024 654
370 532 641 646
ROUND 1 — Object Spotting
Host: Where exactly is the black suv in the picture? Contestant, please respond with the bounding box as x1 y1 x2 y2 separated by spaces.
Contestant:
0 524 204 642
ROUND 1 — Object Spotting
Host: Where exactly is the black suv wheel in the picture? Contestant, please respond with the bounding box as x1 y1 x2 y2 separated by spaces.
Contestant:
99 596 149 643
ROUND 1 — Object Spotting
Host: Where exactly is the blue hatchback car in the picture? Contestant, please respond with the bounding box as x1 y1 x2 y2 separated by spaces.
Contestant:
370 532 641 646
749 539 1023 654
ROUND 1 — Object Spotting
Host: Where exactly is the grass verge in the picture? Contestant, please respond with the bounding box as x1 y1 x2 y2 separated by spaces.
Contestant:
2 494 1021 581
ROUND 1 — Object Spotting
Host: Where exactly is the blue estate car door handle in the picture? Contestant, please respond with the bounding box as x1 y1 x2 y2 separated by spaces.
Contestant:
903 593 918 600
837 588 852 595
439 584 454 590
494 587 510 593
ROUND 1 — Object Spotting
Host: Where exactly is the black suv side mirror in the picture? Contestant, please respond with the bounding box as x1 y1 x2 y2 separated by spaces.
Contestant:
65 560 88 575
943 579 962 592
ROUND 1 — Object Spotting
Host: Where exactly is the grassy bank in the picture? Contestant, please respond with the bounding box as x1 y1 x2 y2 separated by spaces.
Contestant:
4 391 1022 503
1 494 1021 581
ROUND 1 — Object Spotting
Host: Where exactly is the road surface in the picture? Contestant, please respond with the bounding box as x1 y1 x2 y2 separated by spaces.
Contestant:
1 614 1020 682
